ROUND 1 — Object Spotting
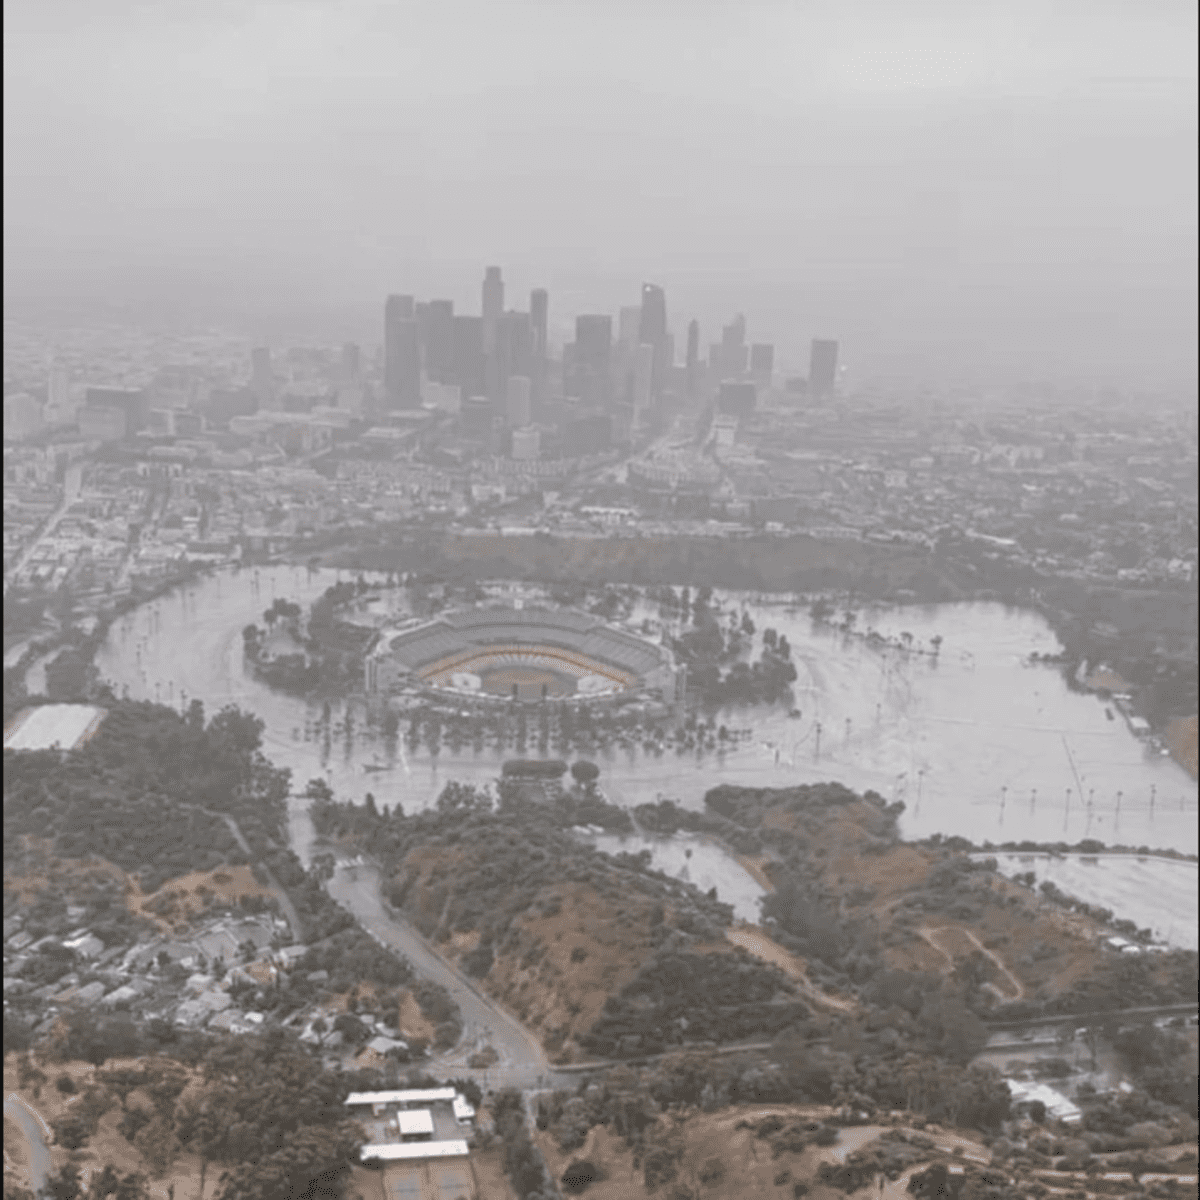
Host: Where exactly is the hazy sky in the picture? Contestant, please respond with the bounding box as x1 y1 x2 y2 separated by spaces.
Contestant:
4 0 1197 386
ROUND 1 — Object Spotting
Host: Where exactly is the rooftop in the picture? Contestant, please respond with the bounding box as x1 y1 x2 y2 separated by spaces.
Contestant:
360 1140 469 1162
4 704 108 752
345 1088 458 1107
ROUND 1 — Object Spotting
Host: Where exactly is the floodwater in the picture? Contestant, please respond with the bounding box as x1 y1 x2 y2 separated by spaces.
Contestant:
572 829 767 923
984 852 1198 950
93 568 1198 884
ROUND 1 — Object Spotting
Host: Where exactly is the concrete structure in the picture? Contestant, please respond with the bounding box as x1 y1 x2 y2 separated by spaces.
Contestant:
529 289 548 359
511 426 541 460
366 605 682 703
618 305 642 348
638 282 670 394
481 266 503 356
573 314 613 408
749 342 774 383
384 296 421 409
505 375 533 427
85 387 148 436
4 393 44 441
424 299 455 383
685 319 700 397
809 338 839 396
718 380 757 417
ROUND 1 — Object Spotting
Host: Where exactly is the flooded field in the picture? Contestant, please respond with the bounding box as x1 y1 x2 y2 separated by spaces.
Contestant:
93 567 1198 880
985 852 1198 950
572 829 767 923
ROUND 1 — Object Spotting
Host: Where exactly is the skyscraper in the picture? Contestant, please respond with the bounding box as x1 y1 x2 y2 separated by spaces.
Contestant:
384 295 421 409
809 339 839 397
491 311 533 403
618 306 642 349
638 284 670 395
482 267 504 356
451 315 485 397
506 375 533 428
632 343 654 423
720 315 748 377
573 315 613 408
685 320 700 398
749 343 774 384
530 289 548 360
425 299 456 383
341 342 361 382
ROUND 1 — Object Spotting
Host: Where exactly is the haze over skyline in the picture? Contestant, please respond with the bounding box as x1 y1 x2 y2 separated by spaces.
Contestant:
5 0 1197 389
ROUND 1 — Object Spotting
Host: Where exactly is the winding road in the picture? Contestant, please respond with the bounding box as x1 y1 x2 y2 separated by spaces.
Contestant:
326 860 555 1090
5 1093 52 1194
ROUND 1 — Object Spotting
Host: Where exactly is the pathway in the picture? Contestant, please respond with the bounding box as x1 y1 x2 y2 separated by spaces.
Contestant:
918 925 1025 1001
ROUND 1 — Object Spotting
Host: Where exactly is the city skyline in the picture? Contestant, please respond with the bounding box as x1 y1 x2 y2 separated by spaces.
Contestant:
4 0 1197 391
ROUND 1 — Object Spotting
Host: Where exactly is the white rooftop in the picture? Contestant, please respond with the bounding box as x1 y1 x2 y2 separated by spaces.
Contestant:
360 1140 469 1162
1007 1080 1082 1123
396 1110 434 1137
4 705 108 752
345 1089 457 1106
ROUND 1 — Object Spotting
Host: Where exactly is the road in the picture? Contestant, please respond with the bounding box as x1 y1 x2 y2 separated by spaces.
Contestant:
3 464 82 594
5 1093 53 1194
180 802 306 942
326 861 555 1091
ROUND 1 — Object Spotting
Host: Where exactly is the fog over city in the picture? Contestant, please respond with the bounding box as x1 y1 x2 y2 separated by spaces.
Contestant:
5 0 1197 386
4 6 1198 1200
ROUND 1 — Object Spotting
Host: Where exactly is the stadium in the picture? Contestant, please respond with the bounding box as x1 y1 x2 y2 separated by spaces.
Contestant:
365 605 683 704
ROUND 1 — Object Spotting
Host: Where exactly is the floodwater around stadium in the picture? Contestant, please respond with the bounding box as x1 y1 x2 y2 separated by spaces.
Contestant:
92 566 1197 935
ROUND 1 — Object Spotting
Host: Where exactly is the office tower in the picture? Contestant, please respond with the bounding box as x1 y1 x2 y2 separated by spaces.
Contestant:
631 343 654 431
685 320 700 397
573 314 613 407
415 301 431 366
491 311 533 403
511 426 541 460
46 364 74 425
384 294 421 409
451 316 485 397
506 375 533 428
420 381 460 414
720 314 748 377
461 395 494 443
341 342 361 382
386 293 415 320
809 338 839 397
482 266 504 356
749 343 774 383
638 283 670 395
85 387 149 436
424 300 455 383
618 306 642 348
718 380 757 417
4 393 44 441
78 405 127 442
530 289 548 359
250 347 274 408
